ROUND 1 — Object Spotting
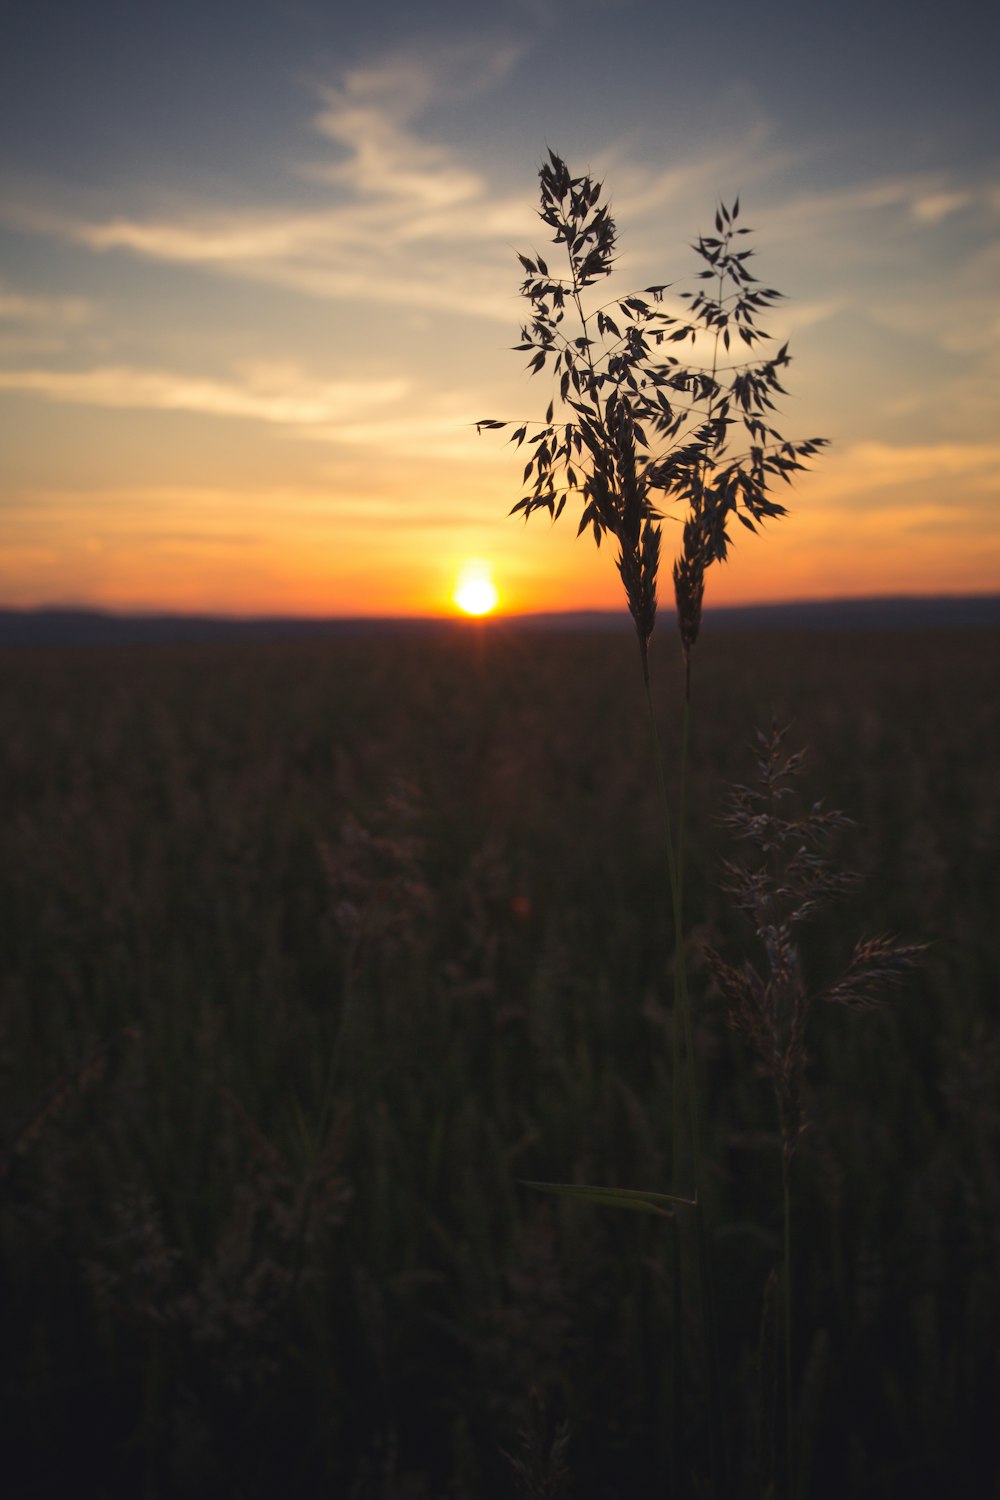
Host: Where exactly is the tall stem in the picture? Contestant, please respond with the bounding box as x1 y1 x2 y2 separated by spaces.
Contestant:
644 660 728 1492
783 1152 795 1500
642 672 697 1197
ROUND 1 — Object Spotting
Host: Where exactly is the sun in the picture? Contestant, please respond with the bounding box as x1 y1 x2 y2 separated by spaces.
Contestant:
452 561 499 617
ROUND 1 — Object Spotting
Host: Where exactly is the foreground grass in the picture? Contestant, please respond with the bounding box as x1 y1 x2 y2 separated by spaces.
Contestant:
1 623 997 1497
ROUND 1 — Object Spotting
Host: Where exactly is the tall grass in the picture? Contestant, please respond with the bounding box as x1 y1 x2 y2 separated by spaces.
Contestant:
1 624 997 1497
481 152 929 1497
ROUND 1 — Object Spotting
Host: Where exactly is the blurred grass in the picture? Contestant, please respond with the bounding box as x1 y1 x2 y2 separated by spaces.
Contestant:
0 623 997 1498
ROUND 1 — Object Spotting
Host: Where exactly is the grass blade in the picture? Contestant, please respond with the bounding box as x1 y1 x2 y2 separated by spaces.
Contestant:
520 1180 694 1217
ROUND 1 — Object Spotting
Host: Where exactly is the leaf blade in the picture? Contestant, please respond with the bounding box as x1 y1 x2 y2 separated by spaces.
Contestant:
520 1180 694 1217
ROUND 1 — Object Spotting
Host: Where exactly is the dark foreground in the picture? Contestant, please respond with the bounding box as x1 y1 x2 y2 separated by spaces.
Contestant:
1 623 997 1497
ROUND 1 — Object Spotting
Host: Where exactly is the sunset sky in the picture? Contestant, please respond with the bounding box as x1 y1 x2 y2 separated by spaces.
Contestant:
2 0 998 618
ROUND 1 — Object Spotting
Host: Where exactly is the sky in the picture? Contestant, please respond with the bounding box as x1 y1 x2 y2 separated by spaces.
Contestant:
2 0 998 618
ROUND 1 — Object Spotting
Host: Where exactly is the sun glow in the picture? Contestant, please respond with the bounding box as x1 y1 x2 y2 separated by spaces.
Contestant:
452 561 499 616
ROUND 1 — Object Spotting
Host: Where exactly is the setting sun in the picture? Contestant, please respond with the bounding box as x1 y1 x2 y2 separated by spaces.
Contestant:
453 561 499 617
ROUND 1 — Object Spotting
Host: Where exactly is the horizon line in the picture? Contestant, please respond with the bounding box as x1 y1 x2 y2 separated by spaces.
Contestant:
3 588 1000 626
1 591 999 648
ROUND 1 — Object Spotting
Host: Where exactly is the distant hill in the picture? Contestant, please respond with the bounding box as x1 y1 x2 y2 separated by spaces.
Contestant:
0 595 998 646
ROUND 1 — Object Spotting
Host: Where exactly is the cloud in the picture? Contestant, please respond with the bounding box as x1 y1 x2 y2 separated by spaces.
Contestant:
309 58 487 209
73 214 333 263
800 439 1000 508
302 408 502 463
0 358 504 462
17 42 986 348
594 124 783 223
749 171 998 295
2 46 531 323
911 190 973 224
0 364 409 428
0 281 95 355
0 283 94 326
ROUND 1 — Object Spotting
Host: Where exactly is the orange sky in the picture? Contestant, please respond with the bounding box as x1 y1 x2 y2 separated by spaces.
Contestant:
2 3 998 618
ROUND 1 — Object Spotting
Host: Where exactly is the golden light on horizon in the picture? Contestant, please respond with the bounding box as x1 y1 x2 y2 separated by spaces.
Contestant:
452 560 500 617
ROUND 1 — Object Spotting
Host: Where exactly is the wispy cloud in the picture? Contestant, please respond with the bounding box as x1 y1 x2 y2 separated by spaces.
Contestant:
10 39 992 352
0 358 507 464
309 53 491 209
2 47 532 322
0 279 96 354
0 363 409 428
73 213 335 262
0 282 94 325
911 190 973 224
801 439 1000 508
759 172 984 238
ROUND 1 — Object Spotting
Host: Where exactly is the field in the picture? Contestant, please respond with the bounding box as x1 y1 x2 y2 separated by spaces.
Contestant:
1 622 998 1498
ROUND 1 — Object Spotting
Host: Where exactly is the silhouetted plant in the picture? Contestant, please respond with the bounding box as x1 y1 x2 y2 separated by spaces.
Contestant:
480 156 827 1218
705 724 924 1495
478 148 826 689
707 725 924 1171
480 152 925 1499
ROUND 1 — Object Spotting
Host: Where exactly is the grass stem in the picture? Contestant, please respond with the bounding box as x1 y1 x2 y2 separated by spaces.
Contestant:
783 1154 795 1500
643 660 728 1490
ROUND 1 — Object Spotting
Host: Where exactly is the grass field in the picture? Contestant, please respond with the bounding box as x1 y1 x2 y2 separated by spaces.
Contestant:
1 622 998 1497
